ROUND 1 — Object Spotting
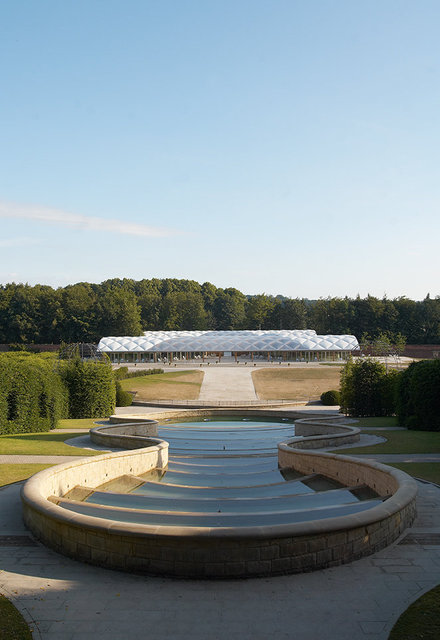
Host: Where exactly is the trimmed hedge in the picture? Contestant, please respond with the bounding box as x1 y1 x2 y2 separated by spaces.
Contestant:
0 353 68 434
320 390 341 405
340 358 399 417
60 360 116 418
397 359 440 431
114 367 164 380
115 381 133 407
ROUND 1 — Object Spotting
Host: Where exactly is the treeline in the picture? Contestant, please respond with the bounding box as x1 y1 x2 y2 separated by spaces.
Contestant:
1 278 439 344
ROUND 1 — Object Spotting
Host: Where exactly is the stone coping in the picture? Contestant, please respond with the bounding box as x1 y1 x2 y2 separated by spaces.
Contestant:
291 416 360 449
20 412 417 577
132 399 308 408
90 420 159 448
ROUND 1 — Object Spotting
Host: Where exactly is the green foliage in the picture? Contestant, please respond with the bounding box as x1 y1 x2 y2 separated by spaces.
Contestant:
60 359 115 418
340 358 399 417
0 594 33 640
115 381 133 407
113 366 129 380
113 367 164 380
396 359 440 431
320 389 341 405
0 353 68 434
98 286 143 336
1 280 440 343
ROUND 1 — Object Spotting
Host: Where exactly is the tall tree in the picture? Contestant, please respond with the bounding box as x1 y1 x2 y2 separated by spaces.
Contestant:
246 294 276 329
97 287 142 337
159 291 207 330
213 289 247 330
59 283 98 342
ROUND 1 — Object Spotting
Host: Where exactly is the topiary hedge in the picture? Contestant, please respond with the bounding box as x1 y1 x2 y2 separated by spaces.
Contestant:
340 358 399 417
115 381 133 407
320 390 341 405
114 367 164 380
0 353 68 434
397 359 440 431
60 359 116 418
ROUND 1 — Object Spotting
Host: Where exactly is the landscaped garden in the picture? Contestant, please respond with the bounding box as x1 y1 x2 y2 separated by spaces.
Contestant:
389 584 440 640
0 593 33 639
119 369 204 401
252 366 342 400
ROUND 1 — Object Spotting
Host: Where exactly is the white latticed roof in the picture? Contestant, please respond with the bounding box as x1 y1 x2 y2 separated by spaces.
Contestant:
98 330 359 352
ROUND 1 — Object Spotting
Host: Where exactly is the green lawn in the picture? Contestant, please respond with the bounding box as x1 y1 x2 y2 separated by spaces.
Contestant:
333 418 440 484
334 429 440 455
120 369 203 400
57 417 107 430
352 416 399 428
0 594 33 639
0 463 54 487
388 463 440 486
0 432 105 456
389 584 440 640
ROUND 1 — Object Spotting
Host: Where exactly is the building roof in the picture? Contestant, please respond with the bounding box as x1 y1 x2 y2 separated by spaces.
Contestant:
98 330 360 353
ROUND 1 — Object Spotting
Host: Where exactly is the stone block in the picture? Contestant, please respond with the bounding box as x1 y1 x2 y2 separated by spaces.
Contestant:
316 548 333 566
279 539 308 557
259 544 280 560
224 562 246 576
246 560 271 575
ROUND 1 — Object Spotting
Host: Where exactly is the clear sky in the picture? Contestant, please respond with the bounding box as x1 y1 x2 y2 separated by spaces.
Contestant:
1 0 439 300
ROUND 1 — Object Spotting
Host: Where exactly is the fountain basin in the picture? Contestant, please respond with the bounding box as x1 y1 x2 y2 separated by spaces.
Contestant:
21 411 417 578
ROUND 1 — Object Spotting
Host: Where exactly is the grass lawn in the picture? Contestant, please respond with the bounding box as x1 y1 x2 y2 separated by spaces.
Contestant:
388 463 440 485
0 463 54 487
352 416 399 428
333 418 440 484
57 417 107 429
389 584 440 640
120 369 204 400
252 367 342 400
0 432 104 456
0 594 33 639
333 429 440 455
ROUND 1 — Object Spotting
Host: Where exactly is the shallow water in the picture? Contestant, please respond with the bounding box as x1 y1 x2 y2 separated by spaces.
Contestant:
74 417 383 527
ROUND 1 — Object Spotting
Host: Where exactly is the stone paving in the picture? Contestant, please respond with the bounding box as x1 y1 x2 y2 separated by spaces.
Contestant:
0 479 439 640
198 366 258 401
1 371 440 638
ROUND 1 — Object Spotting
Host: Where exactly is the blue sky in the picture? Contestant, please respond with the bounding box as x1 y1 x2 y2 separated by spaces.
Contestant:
1 0 439 299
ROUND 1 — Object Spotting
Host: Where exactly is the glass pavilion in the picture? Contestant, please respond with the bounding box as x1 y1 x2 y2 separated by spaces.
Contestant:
98 330 360 364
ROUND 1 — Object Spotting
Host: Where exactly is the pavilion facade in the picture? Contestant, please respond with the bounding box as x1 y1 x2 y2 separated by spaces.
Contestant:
98 330 360 364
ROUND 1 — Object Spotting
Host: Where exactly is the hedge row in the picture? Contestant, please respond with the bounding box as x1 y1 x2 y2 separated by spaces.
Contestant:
59 359 116 419
397 360 440 431
0 353 68 434
340 358 440 430
340 359 399 417
0 354 117 433
113 367 164 380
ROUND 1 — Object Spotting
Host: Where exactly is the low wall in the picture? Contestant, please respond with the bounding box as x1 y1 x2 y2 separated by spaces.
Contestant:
90 420 159 449
21 413 417 579
292 417 360 449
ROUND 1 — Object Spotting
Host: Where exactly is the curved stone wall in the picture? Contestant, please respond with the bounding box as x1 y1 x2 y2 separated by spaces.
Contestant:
21 412 417 578
90 419 159 449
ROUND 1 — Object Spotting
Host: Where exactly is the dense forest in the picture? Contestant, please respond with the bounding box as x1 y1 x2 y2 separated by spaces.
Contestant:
0 278 439 345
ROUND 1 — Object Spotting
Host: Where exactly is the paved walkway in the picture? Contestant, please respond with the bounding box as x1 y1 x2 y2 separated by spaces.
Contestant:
1 405 440 638
1 480 439 640
198 367 258 402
